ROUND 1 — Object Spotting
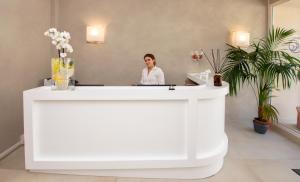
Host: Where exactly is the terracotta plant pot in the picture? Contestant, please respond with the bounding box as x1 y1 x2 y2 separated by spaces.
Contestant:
214 74 222 86
253 118 271 134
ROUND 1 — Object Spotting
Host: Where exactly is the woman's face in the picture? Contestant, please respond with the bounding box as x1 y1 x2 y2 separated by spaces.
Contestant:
144 56 155 68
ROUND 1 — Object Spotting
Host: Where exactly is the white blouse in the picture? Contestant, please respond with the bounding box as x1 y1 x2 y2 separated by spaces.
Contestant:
140 66 165 85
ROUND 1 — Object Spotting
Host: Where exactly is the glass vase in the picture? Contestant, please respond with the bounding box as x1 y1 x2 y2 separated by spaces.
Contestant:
51 58 75 90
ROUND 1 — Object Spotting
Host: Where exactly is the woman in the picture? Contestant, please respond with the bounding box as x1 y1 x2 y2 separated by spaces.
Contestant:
140 54 165 85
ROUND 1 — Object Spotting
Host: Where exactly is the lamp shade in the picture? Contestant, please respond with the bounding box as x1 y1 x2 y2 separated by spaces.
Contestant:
232 31 250 48
86 26 105 43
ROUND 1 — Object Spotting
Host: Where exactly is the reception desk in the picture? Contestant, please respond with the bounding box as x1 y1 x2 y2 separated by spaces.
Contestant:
23 84 228 179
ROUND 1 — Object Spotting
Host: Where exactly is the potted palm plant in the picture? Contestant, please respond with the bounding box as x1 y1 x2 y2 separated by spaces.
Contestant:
222 27 300 134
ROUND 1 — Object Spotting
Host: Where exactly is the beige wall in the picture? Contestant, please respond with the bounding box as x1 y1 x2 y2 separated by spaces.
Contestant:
57 0 267 86
0 0 51 153
57 0 267 121
0 0 268 153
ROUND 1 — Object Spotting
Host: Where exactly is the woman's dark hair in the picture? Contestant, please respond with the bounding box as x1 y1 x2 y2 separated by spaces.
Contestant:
144 53 156 66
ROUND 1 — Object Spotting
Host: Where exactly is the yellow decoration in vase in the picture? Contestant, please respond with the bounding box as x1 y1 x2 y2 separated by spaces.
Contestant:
51 58 61 81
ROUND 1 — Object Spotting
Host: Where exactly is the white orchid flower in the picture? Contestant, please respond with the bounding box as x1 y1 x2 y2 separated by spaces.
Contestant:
54 37 61 42
56 44 62 50
68 47 73 53
66 44 73 53
62 43 69 49
61 31 71 40
53 32 60 40
49 28 57 33
44 28 73 58
51 40 57 45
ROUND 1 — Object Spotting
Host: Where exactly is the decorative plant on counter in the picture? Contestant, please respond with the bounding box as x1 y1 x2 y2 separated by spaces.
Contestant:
201 49 228 86
222 27 300 134
44 28 75 90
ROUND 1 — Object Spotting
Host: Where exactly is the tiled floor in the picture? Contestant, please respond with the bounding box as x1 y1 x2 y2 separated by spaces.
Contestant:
1 120 300 181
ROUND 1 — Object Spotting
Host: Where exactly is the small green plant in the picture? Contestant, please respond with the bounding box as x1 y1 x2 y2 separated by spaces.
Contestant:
222 27 300 123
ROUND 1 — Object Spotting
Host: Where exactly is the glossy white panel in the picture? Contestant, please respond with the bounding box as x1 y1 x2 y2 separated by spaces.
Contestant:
34 100 187 161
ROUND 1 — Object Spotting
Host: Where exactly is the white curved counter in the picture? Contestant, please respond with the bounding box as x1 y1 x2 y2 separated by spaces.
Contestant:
23 84 228 179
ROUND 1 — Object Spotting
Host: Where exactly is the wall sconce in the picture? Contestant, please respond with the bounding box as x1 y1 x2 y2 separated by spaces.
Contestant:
86 26 105 44
231 31 250 48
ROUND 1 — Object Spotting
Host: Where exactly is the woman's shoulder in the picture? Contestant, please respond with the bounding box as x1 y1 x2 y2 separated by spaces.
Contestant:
142 67 147 72
155 67 164 73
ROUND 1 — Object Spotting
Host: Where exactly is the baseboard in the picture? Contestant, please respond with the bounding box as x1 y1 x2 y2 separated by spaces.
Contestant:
273 123 300 146
0 136 23 160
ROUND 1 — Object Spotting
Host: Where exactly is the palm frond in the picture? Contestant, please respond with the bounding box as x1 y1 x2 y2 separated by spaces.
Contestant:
222 27 299 122
222 45 253 95
263 64 293 87
263 27 296 51
261 104 279 122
